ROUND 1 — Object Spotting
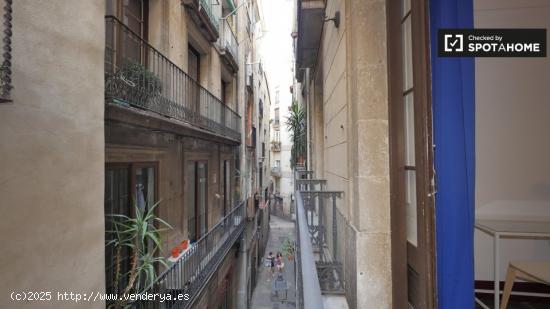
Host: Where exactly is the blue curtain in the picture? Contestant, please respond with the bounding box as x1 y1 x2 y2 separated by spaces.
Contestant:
429 0 475 308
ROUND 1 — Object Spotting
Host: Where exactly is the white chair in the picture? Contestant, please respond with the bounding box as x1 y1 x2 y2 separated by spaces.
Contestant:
500 261 550 309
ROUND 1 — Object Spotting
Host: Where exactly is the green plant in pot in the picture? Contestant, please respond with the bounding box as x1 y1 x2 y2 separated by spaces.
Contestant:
282 238 295 261
285 102 306 168
107 60 162 108
106 201 172 309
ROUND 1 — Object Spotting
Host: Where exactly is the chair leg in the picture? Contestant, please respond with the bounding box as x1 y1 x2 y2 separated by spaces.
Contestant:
500 266 517 309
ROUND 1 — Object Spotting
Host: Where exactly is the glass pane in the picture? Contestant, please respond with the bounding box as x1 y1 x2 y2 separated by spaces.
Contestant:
135 167 155 211
186 162 196 241
404 93 415 165
104 167 130 294
401 16 413 91
405 170 418 247
225 161 231 212
198 162 208 237
402 0 411 18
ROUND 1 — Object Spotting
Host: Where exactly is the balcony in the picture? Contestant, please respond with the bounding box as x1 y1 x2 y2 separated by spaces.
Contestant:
273 118 280 129
105 16 241 143
220 19 239 72
181 0 220 42
271 166 281 177
271 140 281 152
295 0 325 81
294 169 351 308
131 201 246 309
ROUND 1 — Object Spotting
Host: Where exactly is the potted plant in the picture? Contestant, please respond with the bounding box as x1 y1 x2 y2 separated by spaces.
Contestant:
282 238 295 261
106 60 162 108
106 201 172 309
285 102 306 168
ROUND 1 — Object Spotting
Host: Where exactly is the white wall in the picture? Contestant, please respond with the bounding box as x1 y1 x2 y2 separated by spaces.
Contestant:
474 0 550 280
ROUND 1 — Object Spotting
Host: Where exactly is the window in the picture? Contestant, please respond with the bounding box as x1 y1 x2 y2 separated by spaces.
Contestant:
401 0 417 247
186 161 208 241
221 80 228 105
274 108 280 125
273 130 280 142
188 45 200 81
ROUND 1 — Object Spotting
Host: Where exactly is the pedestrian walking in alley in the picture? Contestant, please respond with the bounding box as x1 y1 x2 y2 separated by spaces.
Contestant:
266 252 275 276
276 252 285 273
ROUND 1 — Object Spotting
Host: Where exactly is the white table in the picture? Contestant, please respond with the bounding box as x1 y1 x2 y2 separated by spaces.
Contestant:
474 220 550 309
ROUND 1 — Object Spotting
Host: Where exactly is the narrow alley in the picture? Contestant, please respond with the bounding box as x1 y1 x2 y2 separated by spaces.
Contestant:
251 215 296 309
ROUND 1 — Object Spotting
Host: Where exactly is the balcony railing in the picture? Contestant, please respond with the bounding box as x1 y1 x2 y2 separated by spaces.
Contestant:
271 166 281 177
295 189 324 309
199 0 220 31
105 16 240 141
130 201 246 309
271 140 281 151
220 19 238 64
294 169 348 308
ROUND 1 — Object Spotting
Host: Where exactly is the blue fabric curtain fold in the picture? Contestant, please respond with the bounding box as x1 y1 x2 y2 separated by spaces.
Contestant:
429 0 476 308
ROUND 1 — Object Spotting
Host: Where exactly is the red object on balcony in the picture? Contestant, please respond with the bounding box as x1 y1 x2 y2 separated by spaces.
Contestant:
171 247 181 258
181 240 189 250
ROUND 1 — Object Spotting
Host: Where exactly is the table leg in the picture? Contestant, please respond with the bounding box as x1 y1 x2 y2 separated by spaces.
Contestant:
494 233 500 309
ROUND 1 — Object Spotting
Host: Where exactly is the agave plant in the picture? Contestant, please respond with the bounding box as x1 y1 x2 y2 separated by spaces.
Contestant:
285 103 306 168
106 201 172 308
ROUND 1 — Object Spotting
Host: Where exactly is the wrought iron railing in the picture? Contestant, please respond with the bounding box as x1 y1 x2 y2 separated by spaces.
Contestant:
105 16 240 141
295 189 324 309
294 169 349 307
199 0 220 31
220 19 238 63
130 201 246 309
271 166 281 176
271 140 281 151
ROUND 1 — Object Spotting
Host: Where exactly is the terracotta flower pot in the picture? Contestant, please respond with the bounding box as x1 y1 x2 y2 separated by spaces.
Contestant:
181 240 189 250
171 247 181 258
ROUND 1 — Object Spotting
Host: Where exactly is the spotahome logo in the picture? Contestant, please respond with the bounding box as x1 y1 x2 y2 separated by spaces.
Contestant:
438 29 546 57
444 34 463 52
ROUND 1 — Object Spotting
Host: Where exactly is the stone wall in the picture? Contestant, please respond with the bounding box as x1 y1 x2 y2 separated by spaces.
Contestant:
301 0 393 307
0 1 105 308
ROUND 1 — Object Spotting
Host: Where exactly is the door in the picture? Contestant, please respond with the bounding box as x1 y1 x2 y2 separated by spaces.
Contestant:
222 160 231 216
104 162 158 295
188 45 202 117
107 0 148 66
388 0 436 308
186 161 208 242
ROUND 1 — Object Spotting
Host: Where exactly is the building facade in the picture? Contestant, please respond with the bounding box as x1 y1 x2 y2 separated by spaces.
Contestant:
1 0 270 308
